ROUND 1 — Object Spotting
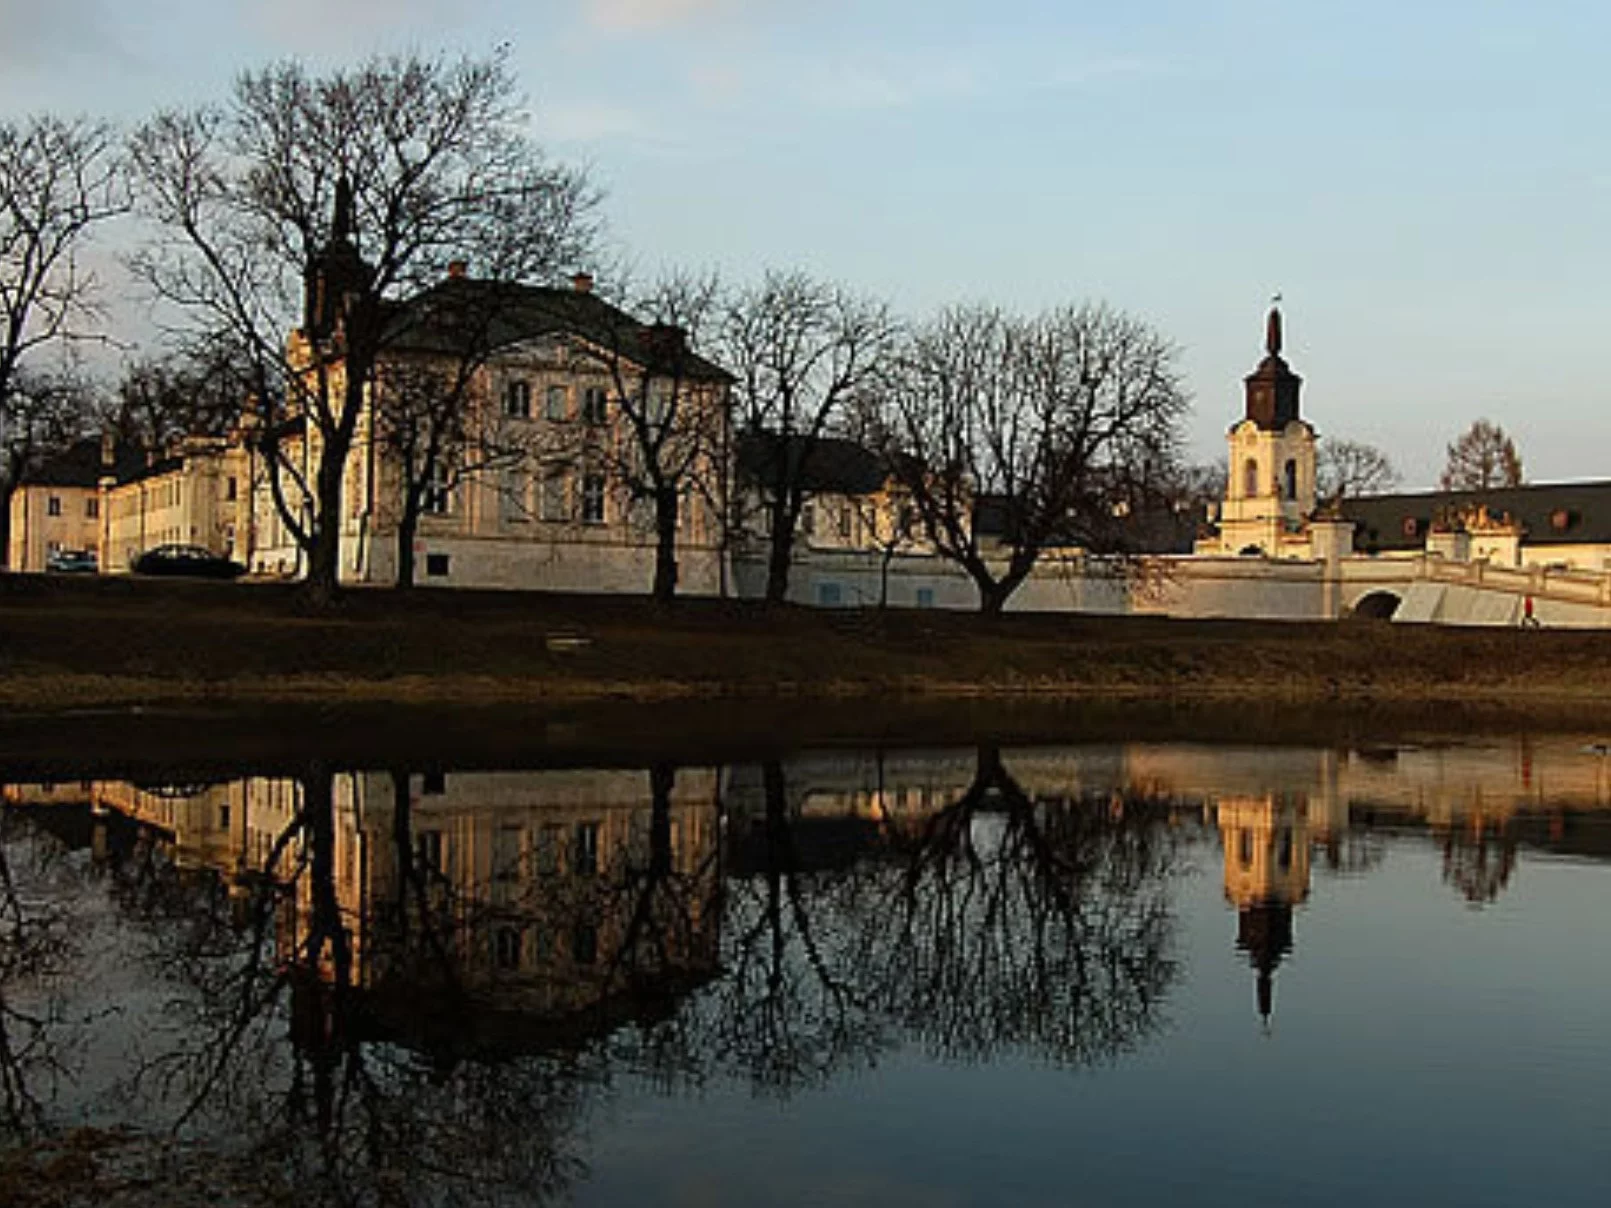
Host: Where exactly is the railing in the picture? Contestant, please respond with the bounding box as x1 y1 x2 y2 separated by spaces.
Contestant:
1419 556 1611 605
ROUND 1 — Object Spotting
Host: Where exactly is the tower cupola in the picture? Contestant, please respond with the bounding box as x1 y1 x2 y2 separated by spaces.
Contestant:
1243 302 1303 430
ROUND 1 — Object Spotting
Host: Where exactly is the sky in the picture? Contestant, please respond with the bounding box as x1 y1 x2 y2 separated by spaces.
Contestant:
2 0 1608 488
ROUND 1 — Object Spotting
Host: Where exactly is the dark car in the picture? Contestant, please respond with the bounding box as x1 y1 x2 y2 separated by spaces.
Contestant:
131 543 246 580
45 548 98 573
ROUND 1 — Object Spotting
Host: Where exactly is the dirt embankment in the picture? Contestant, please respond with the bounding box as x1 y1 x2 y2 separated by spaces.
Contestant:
3 573 1610 713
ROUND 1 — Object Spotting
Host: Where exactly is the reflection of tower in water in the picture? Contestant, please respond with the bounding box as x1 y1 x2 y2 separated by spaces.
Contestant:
1217 792 1311 1024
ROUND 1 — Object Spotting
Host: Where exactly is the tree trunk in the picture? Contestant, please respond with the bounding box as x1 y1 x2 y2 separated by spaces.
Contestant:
0 479 13 570
395 495 420 590
649 762 675 878
303 453 345 603
652 485 679 603
764 497 795 603
879 544 895 609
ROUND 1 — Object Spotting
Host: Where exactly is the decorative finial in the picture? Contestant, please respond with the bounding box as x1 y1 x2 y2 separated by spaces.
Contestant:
1265 293 1283 357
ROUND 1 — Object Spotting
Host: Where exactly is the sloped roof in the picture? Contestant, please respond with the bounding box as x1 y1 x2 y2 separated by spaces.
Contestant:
1341 481 1611 551
735 432 888 496
382 277 732 383
19 438 146 489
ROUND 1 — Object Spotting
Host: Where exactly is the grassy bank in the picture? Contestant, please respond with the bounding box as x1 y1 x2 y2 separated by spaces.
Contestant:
3 573 1611 713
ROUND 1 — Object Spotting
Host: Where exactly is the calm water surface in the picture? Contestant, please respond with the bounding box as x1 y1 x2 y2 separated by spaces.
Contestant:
2 735 1609 1205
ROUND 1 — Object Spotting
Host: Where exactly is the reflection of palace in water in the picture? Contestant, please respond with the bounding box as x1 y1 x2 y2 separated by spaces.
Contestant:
6 736 1611 1038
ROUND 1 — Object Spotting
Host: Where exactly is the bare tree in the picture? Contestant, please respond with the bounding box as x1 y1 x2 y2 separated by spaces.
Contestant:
718 271 898 603
128 50 598 600
1317 436 1398 502
1439 419 1523 491
561 271 730 602
878 302 1188 615
108 348 244 451
0 116 126 567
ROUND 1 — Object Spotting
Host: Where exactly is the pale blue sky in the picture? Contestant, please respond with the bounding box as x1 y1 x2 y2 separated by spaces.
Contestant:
3 0 1607 486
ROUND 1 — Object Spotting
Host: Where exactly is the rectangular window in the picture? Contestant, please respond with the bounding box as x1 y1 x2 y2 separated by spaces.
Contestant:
540 468 570 522
581 473 606 524
224 477 237 502
494 925 523 971
85 497 99 519
837 502 854 539
573 823 599 876
421 770 446 795
817 581 843 607
47 495 61 517
915 587 935 609
582 386 608 425
536 823 562 875
545 385 569 421
425 552 450 577
422 465 452 515
799 503 815 537
416 829 444 875
504 379 531 418
500 470 529 523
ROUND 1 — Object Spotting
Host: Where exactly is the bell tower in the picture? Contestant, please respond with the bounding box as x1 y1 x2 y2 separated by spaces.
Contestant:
1205 302 1317 555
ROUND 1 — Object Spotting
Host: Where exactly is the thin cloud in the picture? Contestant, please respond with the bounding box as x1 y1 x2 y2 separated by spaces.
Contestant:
582 0 736 33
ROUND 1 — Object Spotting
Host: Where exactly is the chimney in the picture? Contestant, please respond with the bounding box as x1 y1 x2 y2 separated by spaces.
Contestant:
447 259 468 280
100 429 115 471
570 271 594 294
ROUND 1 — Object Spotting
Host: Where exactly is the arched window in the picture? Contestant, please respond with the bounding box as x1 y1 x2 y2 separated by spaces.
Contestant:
1243 458 1259 499
1283 459 1298 501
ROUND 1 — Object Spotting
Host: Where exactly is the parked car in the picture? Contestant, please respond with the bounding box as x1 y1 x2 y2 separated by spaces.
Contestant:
45 548 98 574
131 543 246 580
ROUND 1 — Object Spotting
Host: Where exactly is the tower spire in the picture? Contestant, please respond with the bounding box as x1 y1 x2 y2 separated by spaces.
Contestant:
1266 294 1283 357
332 175 355 243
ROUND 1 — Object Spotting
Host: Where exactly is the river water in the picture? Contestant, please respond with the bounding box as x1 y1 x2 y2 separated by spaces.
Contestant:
2 731 1609 1205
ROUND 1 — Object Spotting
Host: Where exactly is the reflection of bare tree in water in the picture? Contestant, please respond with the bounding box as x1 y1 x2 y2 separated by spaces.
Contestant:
1441 819 1518 906
0 813 77 1138
679 748 1183 1095
117 764 595 1207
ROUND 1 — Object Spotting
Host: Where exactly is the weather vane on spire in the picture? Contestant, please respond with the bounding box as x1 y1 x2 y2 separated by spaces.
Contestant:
1265 292 1284 357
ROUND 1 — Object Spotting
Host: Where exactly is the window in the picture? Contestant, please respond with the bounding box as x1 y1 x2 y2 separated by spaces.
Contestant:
426 552 450 577
572 922 598 966
536 823 562 874
582 386 608 425
915 587 935 609
1238 829 1254 870
500 470 529 523
224 476 237 502
504 379 531 418
494 926 523 971
1283 459 1298 501
541 468 570 522
573 823 599 876
647 386 672 426
219 805 231 830
47 495 61 517
421 770 446 795
581 473 606 524
1243 458 1259 499
422 464 452 515
84 497 99 519
545 385 569 421
416 829 444 874
836 502 853 539
817 581 843 607
799 503 815 537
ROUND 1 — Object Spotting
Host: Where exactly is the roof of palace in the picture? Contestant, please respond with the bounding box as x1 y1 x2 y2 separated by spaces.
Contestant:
1340 481 1611 551
19 438 148 489
734 432 890 496
381 276 732 383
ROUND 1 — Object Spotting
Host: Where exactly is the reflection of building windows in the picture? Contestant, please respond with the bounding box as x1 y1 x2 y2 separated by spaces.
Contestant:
545 385 569 421
536 823 562 875
47 495 61 517
1238 829 1254 870
573 823 599 876
572 922 598 966
581 474 606 524
85 497 99 518
494 925 523 970
504 379 531 418
219 805 231 830
415 829 444 874
1277 828 1293 871
500 469 528 523
582 387 608 425
494 824 523 881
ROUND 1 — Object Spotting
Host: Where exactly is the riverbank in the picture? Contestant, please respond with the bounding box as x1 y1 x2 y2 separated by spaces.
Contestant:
4 573 1611 714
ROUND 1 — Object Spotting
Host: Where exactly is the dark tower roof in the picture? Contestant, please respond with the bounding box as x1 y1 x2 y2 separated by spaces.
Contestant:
1241 303 1303 431
304 175 373 341
1236 901 1295 1023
